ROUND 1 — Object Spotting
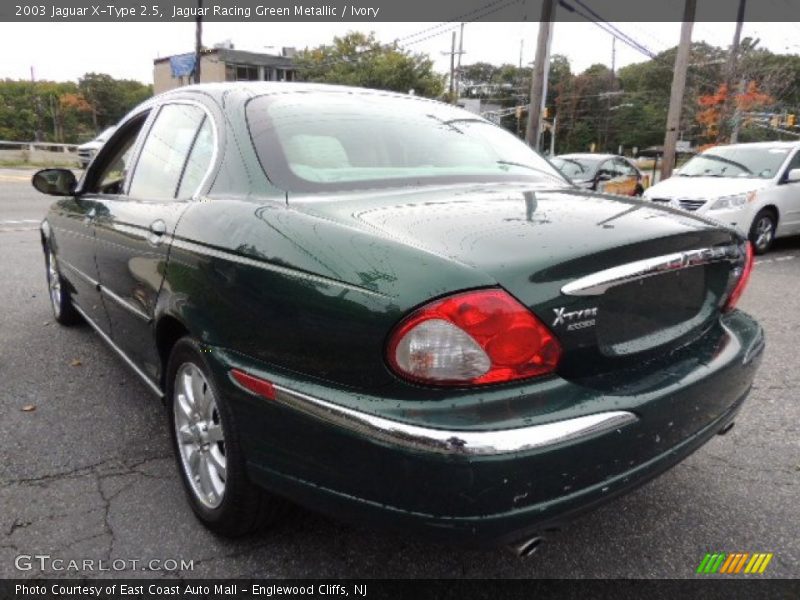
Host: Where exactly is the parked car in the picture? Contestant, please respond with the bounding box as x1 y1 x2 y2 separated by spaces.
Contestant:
77 126 116 168
32 83 763 552
643 141 800 254
551 153 648 196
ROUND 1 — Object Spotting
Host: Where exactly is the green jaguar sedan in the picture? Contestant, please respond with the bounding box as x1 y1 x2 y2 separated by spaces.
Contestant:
32 83 763 554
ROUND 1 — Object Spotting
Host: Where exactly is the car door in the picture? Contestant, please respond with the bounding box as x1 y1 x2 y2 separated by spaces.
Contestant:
91 102 216 382
614 158 640 196
51 114 152 334
775 149 800 233
47 195 109 330
595 159 622 194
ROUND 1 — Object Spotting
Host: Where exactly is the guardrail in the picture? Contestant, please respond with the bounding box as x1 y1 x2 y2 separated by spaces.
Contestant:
0 140 79 152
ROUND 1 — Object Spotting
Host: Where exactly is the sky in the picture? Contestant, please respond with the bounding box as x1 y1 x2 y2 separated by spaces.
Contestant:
1 21 800 84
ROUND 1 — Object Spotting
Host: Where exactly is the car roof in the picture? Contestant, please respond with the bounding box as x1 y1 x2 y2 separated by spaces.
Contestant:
155 82 453 107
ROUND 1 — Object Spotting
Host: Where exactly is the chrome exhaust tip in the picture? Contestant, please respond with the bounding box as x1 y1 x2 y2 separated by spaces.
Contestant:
718 421 735 436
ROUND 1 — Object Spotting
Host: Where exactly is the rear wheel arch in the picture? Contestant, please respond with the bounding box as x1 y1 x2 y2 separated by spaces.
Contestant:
155 315 190 391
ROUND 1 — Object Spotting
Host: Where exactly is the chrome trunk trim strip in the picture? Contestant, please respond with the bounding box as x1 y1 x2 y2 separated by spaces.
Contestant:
561 245 740 296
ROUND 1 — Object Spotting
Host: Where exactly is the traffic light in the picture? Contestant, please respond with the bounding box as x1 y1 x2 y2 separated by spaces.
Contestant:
787 114 797 127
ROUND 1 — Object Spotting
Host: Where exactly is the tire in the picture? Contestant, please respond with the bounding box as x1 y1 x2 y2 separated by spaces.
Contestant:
166 336 289 537
633 184 644 196
749 209 777 255
44 243 82 325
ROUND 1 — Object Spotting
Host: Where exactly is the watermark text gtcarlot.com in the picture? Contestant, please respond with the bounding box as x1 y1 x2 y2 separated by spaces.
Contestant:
14 554 194 572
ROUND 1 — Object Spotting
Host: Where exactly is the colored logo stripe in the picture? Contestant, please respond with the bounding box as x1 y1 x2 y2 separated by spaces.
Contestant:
698 552 773 574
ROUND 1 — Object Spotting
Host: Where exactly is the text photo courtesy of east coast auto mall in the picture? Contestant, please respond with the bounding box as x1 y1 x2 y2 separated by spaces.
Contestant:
0 0 799 597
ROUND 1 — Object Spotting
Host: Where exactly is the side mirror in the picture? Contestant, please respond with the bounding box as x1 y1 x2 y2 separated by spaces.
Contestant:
786 168 800 183
32 168 77 196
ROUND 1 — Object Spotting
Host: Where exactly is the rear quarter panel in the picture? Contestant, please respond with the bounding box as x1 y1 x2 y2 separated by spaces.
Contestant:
157 197 495 392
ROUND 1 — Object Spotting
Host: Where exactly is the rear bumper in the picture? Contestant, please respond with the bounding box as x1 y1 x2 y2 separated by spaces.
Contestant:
208 310 764 545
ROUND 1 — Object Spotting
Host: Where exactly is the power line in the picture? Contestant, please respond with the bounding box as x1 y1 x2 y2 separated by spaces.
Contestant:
293 0 523 72
559 0 719 92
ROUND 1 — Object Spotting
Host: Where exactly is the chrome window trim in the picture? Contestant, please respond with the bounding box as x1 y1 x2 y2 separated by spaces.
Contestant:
122 98 219 202
561 245 741 296
268 384 637 456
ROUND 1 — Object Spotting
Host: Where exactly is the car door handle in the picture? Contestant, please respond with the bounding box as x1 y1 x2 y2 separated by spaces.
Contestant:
147 219 167 246
149 220 167 235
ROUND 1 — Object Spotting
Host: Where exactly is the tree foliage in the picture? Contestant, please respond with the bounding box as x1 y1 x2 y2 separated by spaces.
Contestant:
462 39 800 154
0 74 151 143
294 32 445 98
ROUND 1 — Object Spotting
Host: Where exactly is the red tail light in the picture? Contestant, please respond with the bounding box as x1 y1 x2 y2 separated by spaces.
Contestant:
723 242 754 312
386 289 562 386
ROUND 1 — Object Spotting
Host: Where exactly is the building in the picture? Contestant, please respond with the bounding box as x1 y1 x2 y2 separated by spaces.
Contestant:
154 46 298 94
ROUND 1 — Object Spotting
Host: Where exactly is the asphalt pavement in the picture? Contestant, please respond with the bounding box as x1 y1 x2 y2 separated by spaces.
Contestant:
1 167 798 579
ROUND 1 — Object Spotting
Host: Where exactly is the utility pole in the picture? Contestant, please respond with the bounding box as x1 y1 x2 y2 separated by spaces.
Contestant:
442 29 466 103
730 78 747 143
31 66 44 142
194 0 203 84
526 0 557 149
456 23 464 101
447 31 456 99
661 0 696 180
611 36 616 77
717 0 746 142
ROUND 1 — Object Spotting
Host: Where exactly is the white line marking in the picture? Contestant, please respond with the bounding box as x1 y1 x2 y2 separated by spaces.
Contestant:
0 219 40 224
774 255 796 261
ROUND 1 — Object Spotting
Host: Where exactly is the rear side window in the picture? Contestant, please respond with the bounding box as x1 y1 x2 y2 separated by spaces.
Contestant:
128 104 206 200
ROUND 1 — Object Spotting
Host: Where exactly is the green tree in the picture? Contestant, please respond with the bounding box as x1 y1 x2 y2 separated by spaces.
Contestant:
294 32 445 98
79 72 152 131
0 74 151 143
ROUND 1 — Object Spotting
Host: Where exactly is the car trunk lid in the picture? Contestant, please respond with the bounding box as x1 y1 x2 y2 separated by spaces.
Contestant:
292 183 745 377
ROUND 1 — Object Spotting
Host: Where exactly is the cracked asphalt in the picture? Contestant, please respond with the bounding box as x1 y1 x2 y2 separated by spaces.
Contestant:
1 167 798 579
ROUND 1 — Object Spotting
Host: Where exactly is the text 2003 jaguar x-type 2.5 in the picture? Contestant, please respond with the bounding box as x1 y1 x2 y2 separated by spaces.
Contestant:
32 83 763 554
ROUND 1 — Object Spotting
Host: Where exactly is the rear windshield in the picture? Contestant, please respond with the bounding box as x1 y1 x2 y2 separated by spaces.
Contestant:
246 92 568 193
678 145 791 179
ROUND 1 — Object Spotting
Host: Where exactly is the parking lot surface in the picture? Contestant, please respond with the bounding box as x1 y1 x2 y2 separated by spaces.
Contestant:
1 167 798 578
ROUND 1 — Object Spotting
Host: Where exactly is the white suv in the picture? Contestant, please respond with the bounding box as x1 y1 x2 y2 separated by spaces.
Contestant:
76 126 116 169
643 141 800 253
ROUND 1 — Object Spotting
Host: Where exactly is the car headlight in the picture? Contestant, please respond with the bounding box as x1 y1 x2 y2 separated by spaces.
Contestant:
709 191 756 210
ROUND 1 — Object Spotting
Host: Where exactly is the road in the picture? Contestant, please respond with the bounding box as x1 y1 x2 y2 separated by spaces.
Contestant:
1 167 798 579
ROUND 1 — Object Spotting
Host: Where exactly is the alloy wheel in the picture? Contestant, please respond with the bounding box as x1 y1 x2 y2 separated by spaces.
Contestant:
173 362 227 509
754 216 774 252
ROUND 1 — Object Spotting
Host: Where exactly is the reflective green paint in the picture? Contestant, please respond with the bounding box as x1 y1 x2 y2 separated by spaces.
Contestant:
42 85 765 545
